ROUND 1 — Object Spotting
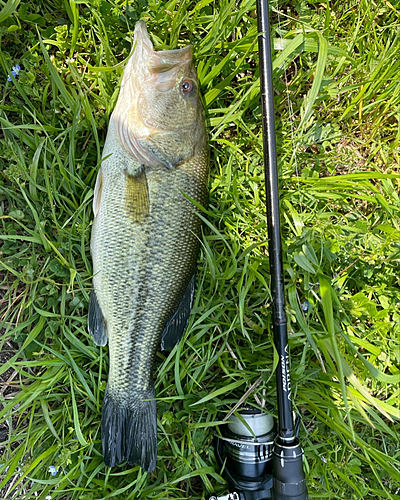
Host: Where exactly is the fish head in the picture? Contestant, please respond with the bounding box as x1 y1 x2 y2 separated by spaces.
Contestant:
114 21 206 169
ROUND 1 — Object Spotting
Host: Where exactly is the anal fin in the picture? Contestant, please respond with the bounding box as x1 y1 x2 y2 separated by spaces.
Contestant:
161 274 195 351
88 290 108 346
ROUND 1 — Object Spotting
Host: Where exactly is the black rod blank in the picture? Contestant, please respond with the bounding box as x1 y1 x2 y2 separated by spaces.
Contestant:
256 0 294 442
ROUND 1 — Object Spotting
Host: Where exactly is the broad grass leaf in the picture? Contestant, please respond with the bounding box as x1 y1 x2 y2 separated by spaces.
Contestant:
300 33 328 128
69 374 89 446
21 315 46 350
38 35 76 111
319 275 353 435
293 253 315 273
190 378 247 406
0 0 20 23
342 332 400 385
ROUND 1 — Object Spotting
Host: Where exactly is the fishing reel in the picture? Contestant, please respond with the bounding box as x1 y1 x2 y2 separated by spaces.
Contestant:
209 409 308 500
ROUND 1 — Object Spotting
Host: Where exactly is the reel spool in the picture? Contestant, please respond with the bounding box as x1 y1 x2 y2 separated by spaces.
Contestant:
212 409 276 500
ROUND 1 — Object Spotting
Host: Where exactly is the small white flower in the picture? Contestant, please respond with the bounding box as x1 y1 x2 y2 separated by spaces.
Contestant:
45 496 52 500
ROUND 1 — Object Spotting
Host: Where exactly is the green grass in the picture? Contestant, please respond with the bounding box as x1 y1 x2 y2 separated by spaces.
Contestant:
0 0 399 498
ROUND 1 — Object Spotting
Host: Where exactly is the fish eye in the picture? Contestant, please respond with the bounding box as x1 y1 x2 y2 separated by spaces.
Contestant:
181 79 193 94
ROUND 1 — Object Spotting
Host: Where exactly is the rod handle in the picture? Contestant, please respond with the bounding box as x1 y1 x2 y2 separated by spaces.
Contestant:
272 439 308 500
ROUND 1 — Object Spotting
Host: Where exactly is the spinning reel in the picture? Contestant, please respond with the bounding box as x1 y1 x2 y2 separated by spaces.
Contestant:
210 409 307 500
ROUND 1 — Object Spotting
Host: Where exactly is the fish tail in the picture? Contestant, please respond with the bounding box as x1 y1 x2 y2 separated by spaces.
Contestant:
101 386 157 472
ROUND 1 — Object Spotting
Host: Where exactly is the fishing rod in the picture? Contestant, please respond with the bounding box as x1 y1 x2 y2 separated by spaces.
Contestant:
209 0 308 498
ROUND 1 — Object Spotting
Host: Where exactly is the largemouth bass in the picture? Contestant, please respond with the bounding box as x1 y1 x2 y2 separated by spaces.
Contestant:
88 21 209 472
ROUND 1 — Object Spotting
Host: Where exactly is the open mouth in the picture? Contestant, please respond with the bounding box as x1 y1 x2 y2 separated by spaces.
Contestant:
134 21 193 73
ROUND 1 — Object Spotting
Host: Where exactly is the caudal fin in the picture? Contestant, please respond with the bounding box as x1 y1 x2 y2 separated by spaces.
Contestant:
101 387 157 472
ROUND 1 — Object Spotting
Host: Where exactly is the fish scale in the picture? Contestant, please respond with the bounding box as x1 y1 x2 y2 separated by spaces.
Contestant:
89 22 209 469
93 153 207 376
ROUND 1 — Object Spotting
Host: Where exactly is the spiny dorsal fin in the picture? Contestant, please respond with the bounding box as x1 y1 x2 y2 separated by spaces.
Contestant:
124 167 150 222
160 274 196 351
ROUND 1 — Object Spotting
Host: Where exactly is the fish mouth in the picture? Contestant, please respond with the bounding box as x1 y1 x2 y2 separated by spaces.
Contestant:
134 20 193 81
133 20 154 58
121 21 194 92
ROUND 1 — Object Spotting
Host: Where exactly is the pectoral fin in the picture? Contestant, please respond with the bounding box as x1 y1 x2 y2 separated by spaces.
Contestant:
160 274 196 351
88 290 108 346
125 167 150 222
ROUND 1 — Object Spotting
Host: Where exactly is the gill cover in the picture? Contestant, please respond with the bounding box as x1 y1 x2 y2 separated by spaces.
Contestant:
112 21 202 169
